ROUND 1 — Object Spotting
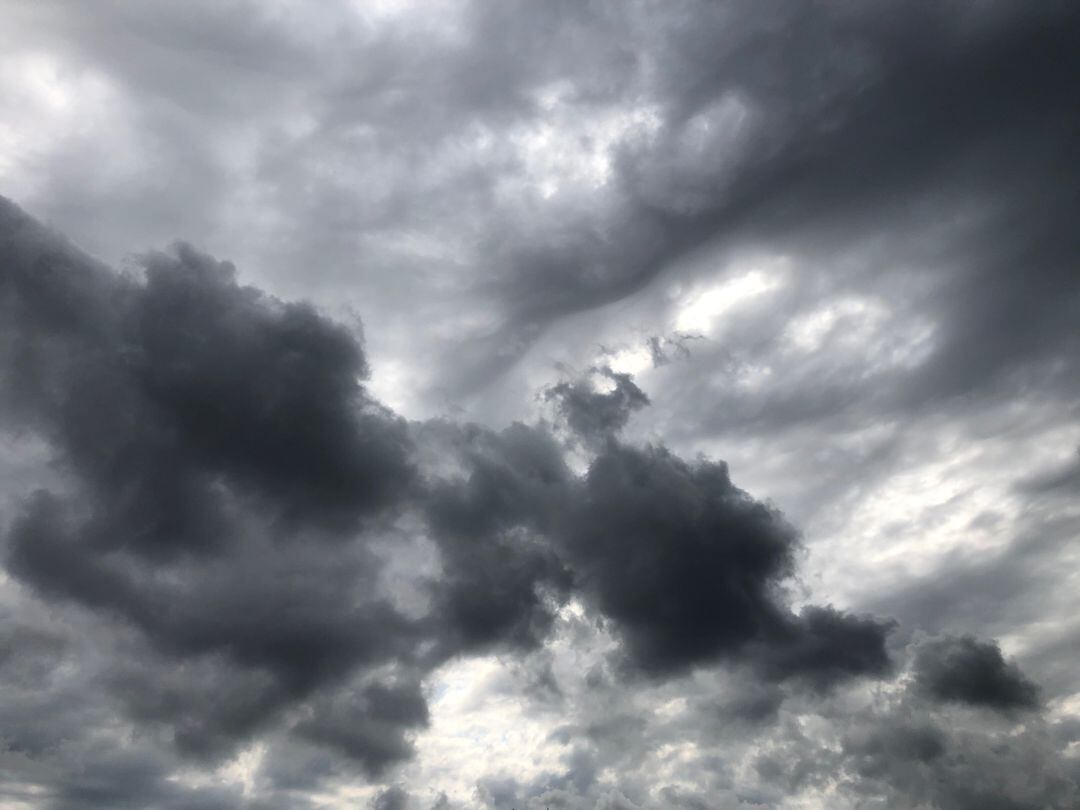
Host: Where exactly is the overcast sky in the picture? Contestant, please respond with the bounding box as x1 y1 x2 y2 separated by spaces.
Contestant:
2 1 1079 808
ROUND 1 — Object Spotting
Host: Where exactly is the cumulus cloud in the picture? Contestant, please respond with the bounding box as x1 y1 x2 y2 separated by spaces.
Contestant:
544 367 650 444
912 635 1040 712
1 198 900 805
561 440 893 681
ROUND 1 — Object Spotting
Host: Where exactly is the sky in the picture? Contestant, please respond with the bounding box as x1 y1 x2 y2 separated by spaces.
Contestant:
1 1 1079 808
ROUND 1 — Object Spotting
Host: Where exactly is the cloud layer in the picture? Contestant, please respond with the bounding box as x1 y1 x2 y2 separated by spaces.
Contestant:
1 0 1078 807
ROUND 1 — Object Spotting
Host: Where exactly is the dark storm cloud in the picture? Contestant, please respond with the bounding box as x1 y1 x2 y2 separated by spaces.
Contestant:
912 635 1040 712
843 719 947 768
103 640 287 753
437 1 1080 400
134 245 413 528
755 606 894 691
566 441 795 674
418 420 574 654
866 495 1080 702
1 198 412 556
544 367 649 444
707 682 785 728
835 713 1079 810
624 2 1079 491
1 194 406 533
5 488 427 758
371 785 410 810
295 680 430 778
750 686 1079 810
6 0 1076 418
0 198 430 775
0 195 906 808
0 614 266 810
422 393 894 684
743 626 1073 809
563 440 893 682
44 747 245 810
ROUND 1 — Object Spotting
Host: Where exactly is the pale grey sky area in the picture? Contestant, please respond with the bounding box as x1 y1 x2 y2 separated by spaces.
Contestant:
1 2 1078 808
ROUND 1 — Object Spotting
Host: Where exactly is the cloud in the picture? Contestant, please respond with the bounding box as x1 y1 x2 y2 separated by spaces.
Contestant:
564 441 796 673
834 712 1078 810
561 440 893 682
0 197 907 805
371 784 410 810
912 635 1040 712
754 606 894 691
544 366 650 444
447 1 1080 401
1018 448 1080 496
418 419 574 654
295 680 430 778
5 2 1076 418
0 4 1077 803
2 203 413 551
0 197 428 775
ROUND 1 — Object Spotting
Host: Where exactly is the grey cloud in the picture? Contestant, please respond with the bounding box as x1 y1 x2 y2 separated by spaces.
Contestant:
750 693 1079 810
838 716 1078 810
415 404 894 687
912 635 1040 712
562 441 893 682
0 613 261 810
645 333 700 369
545 367 650 444
866 503 1080 702
1 2 1077 803
0 619 66 689
453 1 1080 402
1018 449 1080 496
1 199 412 557
706 682 785 729
7 489 420 689
565 441 795 674
1 199 429 773
295 680 430 779
483 3 1080 468
45 747 244 810
1 198 901 806
754 606 894 691
473 748 602 810
418 420 574 655
843 720 947 768
371 785 410 810
106 652 293 759
7 1 1076 417
133 245 413 530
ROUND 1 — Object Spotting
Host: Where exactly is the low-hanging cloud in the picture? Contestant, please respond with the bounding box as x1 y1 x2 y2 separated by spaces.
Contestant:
0 197 906 805
912 635 1041 712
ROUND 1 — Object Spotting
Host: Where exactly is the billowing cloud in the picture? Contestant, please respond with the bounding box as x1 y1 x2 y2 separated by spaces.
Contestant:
545 367 650 445
913 635 1040 712
0 198 901 806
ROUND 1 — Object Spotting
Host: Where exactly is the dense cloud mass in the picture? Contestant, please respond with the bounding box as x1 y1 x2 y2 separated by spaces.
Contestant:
913 635 1040 712
545 369 650 444
1 0 1078 807
0 197 891 767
